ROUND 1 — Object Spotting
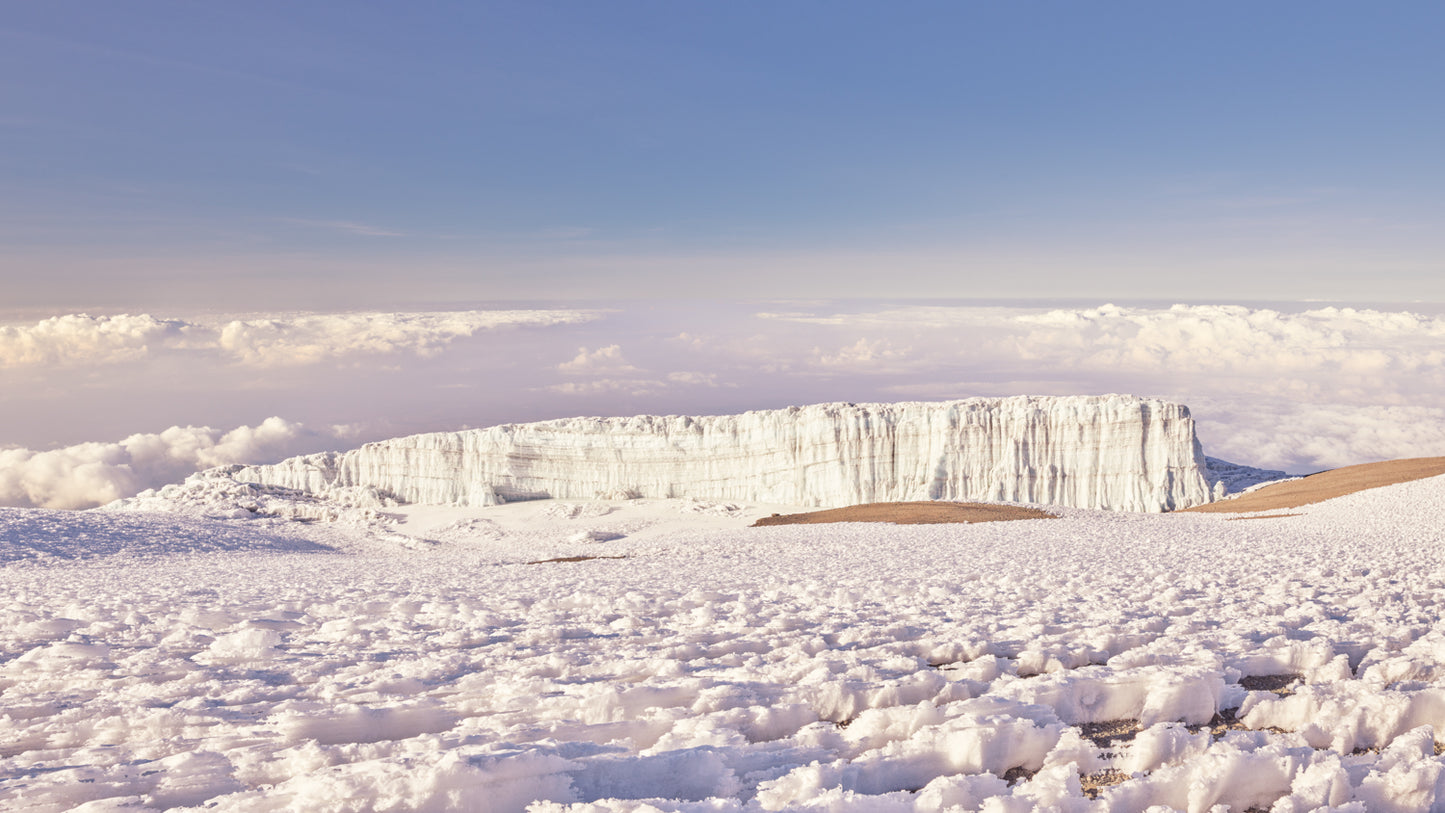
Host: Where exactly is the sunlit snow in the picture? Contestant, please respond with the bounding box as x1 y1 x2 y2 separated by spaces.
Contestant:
6 472 1445 810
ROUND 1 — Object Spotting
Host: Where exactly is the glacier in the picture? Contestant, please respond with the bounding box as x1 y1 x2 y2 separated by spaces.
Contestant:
232 395 1223 513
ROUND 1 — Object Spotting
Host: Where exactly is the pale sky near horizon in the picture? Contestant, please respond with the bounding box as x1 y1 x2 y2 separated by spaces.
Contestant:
3 2 1444 308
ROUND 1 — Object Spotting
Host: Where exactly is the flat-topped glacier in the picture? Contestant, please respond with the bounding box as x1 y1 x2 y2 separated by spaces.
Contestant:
233 395 1220 512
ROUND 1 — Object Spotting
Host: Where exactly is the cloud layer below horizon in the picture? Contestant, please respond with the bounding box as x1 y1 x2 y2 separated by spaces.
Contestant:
0 418 343 510
5 301 1445 509
0 309 602 369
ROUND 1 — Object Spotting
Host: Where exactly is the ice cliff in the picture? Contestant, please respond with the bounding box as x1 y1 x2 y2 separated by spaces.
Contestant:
233 395 1222 512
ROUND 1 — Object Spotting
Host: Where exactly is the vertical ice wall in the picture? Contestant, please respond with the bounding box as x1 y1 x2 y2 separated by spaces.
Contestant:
235 395 1216 512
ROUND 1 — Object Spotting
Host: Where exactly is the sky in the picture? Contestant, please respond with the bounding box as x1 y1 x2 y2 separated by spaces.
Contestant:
3 1 1444 307
3 4 1445 507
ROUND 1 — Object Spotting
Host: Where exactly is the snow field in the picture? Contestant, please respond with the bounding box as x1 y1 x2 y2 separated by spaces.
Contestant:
5 478 1445 810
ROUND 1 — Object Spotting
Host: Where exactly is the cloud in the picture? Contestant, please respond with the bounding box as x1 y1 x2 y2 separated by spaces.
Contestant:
0 309 602 369
1193 401 1445 473
0 313 196 368
669 332 706 348
813 338 908 370
556 344 640 375
757 306 1019 330
0 418 342 510
545 371 727 396
216 310 598 366
751 303 1445 400
739 302 1445 471
546 379 663 397
548 345 723 394
1010 304 1445 383
665 371 721 387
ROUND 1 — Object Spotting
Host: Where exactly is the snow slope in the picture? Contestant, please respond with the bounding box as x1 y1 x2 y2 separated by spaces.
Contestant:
7 474 1445 810
232 395 1216 513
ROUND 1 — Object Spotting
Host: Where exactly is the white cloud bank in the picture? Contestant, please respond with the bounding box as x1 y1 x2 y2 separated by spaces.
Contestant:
761 303 1445 376
556 344 639 375
747 303 1445 471
547 344 725 396
0 313 196 367
753 303 1445 395
0 309 601 369
1193 402 1445 473
0 418 341 510
1011 304 1445 384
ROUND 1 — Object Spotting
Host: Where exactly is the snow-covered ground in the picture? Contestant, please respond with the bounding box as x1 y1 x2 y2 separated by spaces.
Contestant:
6 476 1445 811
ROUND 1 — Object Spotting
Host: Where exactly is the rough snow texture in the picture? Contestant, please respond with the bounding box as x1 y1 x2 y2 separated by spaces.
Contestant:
234 396 1216 512
10 475 1445 810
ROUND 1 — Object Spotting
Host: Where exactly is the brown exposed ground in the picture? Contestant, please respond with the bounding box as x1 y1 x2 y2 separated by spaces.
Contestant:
751 501 1055 527
1184 457 1445 514
1225 513 1303 521
749 457 1445 526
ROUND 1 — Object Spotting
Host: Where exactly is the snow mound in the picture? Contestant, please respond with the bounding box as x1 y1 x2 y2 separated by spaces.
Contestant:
426 517 507 543
109 466 401 525
676 498 746 516
0 507 332 563
542 502 616 520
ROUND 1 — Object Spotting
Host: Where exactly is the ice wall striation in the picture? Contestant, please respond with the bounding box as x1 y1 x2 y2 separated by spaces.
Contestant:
235 396 1216 512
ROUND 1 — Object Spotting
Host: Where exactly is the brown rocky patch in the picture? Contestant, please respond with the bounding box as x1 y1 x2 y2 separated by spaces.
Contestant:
752 501 1056 527
1226 513 1304 521
1239 673 1303 696
1082 769 1131 798
1079 719 1142 749
1185 457 1445 514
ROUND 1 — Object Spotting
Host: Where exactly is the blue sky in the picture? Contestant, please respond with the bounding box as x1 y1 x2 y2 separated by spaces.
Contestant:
4 2 1443 309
